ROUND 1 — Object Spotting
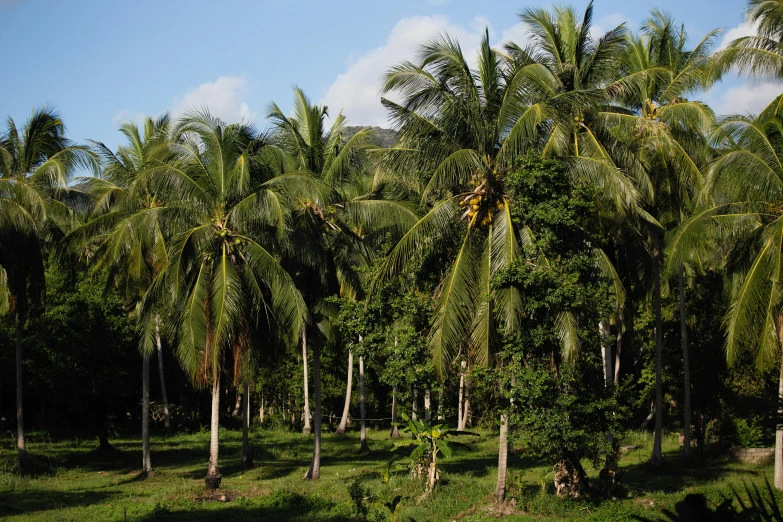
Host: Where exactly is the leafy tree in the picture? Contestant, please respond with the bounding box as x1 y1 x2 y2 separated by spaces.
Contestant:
669 104 783 488
0 107 94 463
151 111 306 488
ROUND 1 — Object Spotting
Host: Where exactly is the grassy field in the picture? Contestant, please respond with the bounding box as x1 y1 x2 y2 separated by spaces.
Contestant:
0 426 780 521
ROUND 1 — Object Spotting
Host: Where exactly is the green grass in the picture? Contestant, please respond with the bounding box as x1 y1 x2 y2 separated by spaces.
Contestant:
0 426 779 521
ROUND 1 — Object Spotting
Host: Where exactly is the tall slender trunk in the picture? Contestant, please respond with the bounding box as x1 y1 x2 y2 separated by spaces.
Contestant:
412 387 418 421
259 394 265 424
390 385 400 439
463 381 471 428
232 393 242 417
305 342 322 480
359 355 368 452
301 328 311 435
335 350 353 434
141 352 152 475
15 311 26 463
600 321 612 388
495 412 509 501
775 316 783 490
437 388 443 421
614 311 623 386
458 360 466 431
242 380 253 469
678 267 692 457
205 370 222 489
651 235 664 465
424 389 431 421
154 316 170 430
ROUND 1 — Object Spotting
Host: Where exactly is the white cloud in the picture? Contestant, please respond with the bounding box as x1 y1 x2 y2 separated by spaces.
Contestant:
321 11 629 127
321 16 489 126
712 81 783 116
590 13 632 40
170 76 255 124
111 109 146 128
718 20 758 50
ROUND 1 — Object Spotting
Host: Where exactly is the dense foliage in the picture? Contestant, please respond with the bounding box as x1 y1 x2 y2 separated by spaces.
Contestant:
4 0 783 513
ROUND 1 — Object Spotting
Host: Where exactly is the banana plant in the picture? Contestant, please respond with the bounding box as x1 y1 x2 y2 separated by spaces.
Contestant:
391 413 475 493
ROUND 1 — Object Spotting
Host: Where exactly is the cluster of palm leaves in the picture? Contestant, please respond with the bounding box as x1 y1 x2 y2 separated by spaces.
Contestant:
4 0 783 501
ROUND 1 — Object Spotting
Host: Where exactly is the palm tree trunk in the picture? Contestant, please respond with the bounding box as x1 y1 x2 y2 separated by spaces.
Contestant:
241 380 253 469
335 350 353 434
154 317 170 430
412 387 418 421
458 360 466 431
495 412 509 502
651 235 664 465
437 388 443 421
424 389 431 421
614 311 623 386
305 342 322 480
301 328 311 435
205 370 222 489
775 316 783 490
678 267 692 457
15 310 26 463
390 385 400 439
600 321 612 388
142 352 153 475
359 355 368 452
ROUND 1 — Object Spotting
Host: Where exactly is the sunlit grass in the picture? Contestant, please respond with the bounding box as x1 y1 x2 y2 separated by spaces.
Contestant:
0 427 778 521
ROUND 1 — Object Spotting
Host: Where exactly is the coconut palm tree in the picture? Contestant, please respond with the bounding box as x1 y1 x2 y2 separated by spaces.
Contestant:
150 110 307 488
714 0 783 82
604 11 717 462
67 114 173 475
376 27 586 501
0 107 94 464
668 101 783 489
267 87 416 476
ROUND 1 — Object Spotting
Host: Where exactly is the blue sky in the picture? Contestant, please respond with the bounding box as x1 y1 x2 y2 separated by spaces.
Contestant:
0 0 771 151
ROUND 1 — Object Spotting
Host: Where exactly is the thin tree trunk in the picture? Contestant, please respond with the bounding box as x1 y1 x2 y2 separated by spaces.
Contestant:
15 311 26 463
142 352 152 475
260 394 265 424
412 387 418 421
458 360 466 431
775 317 783 490
600 321 612 388
232 393 242 417
678 267 692 457
495 412 509 502
463 382 471 428
154 316 170 430
614 311 623 386
359 355 368 452
424 389 431 421
305 342 322 480
335 350 353 434
205 371 222 489
390 385 400 439
241 380 253 469
437 388 443 421
301 328 311 435
651 235 664 465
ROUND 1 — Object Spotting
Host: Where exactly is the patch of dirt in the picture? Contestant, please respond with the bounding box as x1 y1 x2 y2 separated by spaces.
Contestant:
452 498 524 520
194 490 240 503
634 498 656 509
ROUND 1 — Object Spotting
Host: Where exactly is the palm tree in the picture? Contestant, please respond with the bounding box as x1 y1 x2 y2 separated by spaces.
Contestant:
605 11 717 462
267 87 416 474
714 0 783 82
0 107 94 464
68 115 173 475
151 111 306 488
376 29 565 502
668 102 783 489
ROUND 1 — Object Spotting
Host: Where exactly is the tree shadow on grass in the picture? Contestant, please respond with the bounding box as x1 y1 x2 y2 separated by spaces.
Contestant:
620 455 768 495
0 489 120 518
